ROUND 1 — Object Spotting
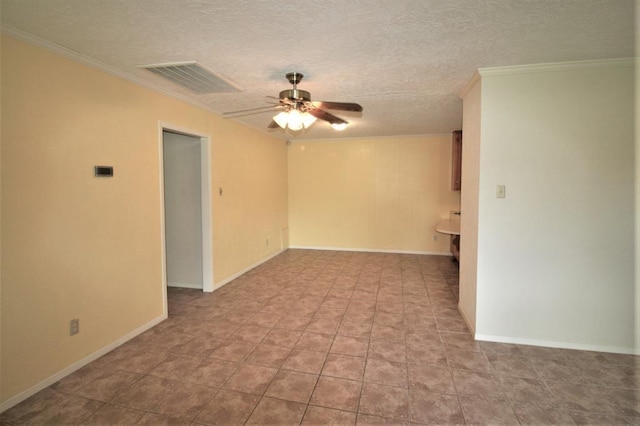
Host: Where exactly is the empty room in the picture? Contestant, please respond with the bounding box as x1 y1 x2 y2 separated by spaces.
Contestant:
0 0 636 424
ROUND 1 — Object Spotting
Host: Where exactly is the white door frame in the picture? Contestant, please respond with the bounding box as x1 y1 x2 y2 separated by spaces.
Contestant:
158 122 214 306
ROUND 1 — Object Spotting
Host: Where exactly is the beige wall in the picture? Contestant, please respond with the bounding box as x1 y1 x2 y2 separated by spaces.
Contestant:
288 135 460 253
0 35 288 402
635 4 640 353
459 77 481 333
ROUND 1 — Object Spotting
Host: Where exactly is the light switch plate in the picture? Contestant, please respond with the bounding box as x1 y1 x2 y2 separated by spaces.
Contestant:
496 185 506 198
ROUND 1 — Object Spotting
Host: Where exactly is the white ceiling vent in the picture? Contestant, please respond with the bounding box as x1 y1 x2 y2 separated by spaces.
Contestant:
139 62 241 94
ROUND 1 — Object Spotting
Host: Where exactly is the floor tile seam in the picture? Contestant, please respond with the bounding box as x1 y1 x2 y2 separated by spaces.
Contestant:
539 374 638 390
14 389 106 424
510 392 640 420
60 367 151 405
456 394 520 426
263 372 322 413
402 336 416 424
505 394 618 418
101 395 204 423
356 400 410 424
288 348 333 411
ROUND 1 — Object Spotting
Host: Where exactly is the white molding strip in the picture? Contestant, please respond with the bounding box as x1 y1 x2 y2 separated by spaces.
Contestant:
459 70 481 99
213 248 288 290
288 245 452 256
0 314 167 413
0 26 289 143
290 133 452 143
474 333 639 356
167 282 202 289
0 26 218 114
478 57 635 77
457 303 476 334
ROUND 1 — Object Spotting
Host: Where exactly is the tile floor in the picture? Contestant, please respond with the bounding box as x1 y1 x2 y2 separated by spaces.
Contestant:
1 249 639 425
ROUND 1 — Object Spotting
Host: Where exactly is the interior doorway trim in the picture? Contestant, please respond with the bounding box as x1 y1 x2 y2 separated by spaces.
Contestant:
158 122 214 304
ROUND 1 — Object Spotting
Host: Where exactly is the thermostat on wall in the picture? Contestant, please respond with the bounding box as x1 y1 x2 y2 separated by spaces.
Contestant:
94 166 114 177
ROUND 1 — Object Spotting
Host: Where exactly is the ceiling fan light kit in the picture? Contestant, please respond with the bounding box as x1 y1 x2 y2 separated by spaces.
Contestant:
273 108 317 131
223 72 362 133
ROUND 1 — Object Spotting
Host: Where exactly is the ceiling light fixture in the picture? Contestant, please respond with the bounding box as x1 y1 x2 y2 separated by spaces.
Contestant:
331 122 348 131
273 108 317 131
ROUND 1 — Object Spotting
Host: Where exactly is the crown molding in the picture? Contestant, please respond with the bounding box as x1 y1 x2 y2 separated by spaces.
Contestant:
290 132 453 143
477 57 635 77
459 58 634 98
1 26 220 115
459 70 481 99
1 25 290 141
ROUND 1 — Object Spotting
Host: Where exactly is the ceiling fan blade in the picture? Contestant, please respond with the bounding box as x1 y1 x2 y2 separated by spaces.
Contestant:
308 108 348 125
312 101 363 112
222 105 280 116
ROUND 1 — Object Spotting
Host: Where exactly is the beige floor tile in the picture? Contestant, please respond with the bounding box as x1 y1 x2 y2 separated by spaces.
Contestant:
111 375 173 411
262 327 303 348
265 369 319 403
409 389 465 424
459 396 520 424
311 376 363 412
148 353 205 381
246 397 307 425
359 383 409 421
210 340 257 362
306 317 341 335
331 335 369 357
282 349 328 374
245 342 291 368
224 364 278 395
136 412 191 425
446 348 492 372
186 357 238 387
364 358 408 388
79 404 146 425
154 380 215 420
322 353 366 380
295 331 335 352
194 389 260 425
302 405 357 425
407 364 456 395
368 340 407 363
451 369 506 399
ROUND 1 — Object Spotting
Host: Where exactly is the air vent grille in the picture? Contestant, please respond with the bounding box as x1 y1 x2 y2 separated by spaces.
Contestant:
140 62 240 94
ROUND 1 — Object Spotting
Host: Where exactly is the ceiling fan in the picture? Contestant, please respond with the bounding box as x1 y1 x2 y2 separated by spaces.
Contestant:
223 72 363 132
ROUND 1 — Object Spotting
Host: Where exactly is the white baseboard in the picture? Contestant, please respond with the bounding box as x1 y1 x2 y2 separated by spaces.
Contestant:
0 313 167 414
474 333 639 355
457 303 476 334
167 281 202 289
288 245 452 256
213 248 288 290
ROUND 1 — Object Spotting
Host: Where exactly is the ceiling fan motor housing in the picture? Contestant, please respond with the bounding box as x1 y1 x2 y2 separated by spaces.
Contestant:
286 72 303 85
279 89 311 103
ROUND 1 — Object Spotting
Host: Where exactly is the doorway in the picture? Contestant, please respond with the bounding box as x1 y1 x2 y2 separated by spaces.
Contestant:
160 126 213 296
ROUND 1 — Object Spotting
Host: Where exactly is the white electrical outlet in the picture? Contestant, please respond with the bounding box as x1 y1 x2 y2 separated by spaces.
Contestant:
433 235 439 242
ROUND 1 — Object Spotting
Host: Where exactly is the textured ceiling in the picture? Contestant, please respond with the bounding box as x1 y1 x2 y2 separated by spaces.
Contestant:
0 0 634 141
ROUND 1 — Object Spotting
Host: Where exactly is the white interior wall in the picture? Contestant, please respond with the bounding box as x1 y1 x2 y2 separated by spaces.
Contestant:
474 61 635 353
163 131 203 289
